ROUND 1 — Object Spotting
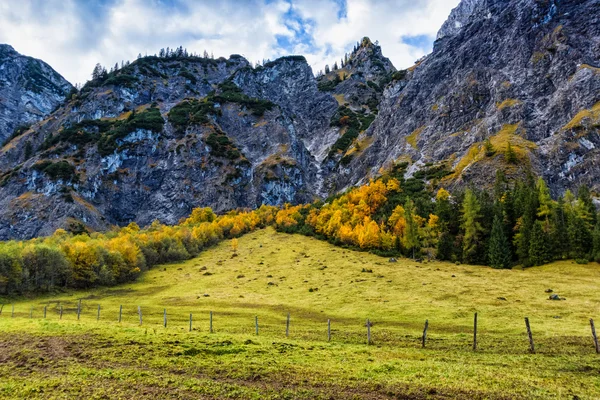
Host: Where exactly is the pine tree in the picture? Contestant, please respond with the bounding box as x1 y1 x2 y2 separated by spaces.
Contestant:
568 213 592 261
505 142 517 164
551 196 569 259
529 220 550 266
436 232 454 261
484 138 495 156
91 63 103 80
577 185 597 227
461 189 484 264
488 213 512 269
593 220 600 263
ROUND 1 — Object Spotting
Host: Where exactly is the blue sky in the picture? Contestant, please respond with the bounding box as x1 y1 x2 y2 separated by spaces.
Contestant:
0 0 460 84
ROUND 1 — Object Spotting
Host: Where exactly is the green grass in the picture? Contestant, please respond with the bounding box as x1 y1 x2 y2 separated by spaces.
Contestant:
1 228 599 399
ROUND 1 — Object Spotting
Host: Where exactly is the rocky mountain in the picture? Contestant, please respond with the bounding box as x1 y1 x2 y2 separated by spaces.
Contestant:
0 40 391 239
0 45 73 144
0 0 599 239
340 0 600 196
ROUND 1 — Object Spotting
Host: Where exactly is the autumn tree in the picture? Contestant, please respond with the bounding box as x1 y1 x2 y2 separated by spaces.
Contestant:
461 189 484 264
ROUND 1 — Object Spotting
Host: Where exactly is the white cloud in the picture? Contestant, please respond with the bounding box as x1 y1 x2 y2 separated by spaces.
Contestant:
0 0 461 85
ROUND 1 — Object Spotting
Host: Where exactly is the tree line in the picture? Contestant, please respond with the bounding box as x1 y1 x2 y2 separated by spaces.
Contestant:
0 206 278 295
1 166 598 295
273 167 600 268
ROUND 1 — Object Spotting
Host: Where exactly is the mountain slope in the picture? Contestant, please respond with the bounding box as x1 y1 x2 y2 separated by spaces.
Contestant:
0 45 73 144
340 0 600 195
0 42 393 239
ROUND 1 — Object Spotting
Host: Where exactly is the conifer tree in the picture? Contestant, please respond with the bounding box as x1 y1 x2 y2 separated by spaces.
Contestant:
593 220 600 263
488 213 511 269
568 213 592 260
484 138 495 157
529 220 550 266
551 196 569 259
461 189 484 264
505 142 517 164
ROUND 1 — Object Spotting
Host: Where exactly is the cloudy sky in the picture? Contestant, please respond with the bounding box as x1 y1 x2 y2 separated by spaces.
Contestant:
0 0 460 85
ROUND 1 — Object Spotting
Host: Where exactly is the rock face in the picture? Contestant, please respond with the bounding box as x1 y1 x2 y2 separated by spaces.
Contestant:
1 0 599 239
0 41 391 239
340 0 600 196
0 45 73 144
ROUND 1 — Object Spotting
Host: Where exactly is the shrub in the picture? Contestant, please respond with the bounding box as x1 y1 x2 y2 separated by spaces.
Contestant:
32 160 77 182
103 74 139 87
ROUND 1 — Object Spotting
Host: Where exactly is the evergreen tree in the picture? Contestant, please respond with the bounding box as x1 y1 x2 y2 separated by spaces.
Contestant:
529 220 550 266
551 196 569 259
484 138 495 156
568 213 592 260
91 63 103 80
461 189 484 264
577 185 597 227
436 232 454 261
593 220 600 263
488 213 512 269
505 142 517 164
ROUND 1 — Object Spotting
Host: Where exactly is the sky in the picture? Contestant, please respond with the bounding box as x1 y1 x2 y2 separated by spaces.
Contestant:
0 0 461 85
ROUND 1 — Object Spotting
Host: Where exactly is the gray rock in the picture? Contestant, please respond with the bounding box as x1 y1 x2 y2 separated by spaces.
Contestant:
0 44 73 143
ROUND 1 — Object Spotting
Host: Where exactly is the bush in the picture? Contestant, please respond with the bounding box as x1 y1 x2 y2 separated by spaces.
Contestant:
103 74 139 87
32 160 77 182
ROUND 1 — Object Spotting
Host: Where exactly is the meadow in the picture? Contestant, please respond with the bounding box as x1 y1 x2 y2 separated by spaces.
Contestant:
1 227 599 399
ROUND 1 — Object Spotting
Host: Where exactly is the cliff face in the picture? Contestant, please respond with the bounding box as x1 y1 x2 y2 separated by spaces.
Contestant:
340 0 600 195
0 40 393 239
0 45 73 144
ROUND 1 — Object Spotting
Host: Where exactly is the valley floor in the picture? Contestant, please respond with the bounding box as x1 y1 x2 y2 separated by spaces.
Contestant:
0 228 599 399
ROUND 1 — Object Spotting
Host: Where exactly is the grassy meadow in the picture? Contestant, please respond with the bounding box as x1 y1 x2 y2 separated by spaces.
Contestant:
0 227 599 399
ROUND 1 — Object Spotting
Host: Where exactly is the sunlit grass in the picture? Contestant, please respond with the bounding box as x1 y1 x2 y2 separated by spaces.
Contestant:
1 228 599 399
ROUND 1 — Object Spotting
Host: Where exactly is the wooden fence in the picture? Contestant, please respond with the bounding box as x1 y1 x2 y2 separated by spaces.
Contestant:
1 302 598 354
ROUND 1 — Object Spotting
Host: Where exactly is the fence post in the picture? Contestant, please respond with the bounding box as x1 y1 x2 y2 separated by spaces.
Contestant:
0 304 3 315
118 305 122 323
44 306 47 319
473 312 478 351
255 316 259 336
328 319 331 342
590 319 599 354
367 319 371 345
210 311 213 333
163 309 167 328
11 304 14 318
525 317 535 354
189 313 193 332
138 306 143 325
286 313 290 338
30 307 33 319
77 299 81 320
97 305 100 321
422 320 429 348
59 304 63 320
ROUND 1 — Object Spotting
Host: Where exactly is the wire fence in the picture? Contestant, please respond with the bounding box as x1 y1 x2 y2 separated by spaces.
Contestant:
1 301 599 355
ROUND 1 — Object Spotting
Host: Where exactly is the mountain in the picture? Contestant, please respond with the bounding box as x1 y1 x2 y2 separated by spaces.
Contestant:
0 0 599 240
339 0 600 195
0 40 392 239
0 45 73 144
